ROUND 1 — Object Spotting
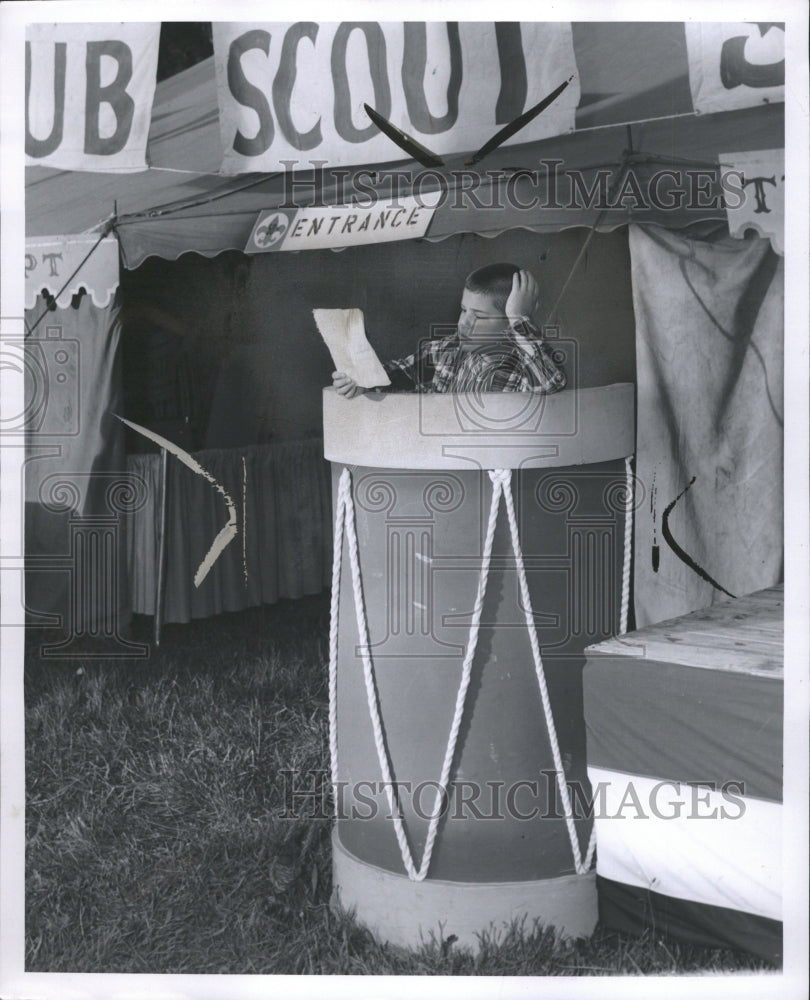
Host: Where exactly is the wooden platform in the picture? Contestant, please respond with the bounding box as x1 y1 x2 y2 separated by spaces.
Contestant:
586 585 783 678
584 585 784 959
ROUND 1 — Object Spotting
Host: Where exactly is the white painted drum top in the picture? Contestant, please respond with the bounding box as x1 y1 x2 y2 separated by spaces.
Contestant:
324 384 635 471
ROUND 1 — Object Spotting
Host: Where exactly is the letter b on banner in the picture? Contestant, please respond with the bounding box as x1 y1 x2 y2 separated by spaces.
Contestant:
84 40 136 155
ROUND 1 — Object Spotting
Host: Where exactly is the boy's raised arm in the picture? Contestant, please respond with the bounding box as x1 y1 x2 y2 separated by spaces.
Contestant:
503 271 566 392
504 269 541 326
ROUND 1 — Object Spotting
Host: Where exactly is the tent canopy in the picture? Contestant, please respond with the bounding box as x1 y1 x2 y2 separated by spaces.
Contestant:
25 22 784 268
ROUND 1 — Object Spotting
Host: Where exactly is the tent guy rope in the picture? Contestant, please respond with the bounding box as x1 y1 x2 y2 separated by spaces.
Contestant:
25 220 114 338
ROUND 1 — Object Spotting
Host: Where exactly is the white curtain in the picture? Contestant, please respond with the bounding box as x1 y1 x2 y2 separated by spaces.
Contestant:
24 290 130 633
126 439 331 622
629 225 783 627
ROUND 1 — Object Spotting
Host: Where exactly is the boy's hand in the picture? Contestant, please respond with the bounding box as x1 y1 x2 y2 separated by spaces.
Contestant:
505 269 540 324
332 372 367 398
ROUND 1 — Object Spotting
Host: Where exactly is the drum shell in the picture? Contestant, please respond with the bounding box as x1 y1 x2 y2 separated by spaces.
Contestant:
332 459 628 882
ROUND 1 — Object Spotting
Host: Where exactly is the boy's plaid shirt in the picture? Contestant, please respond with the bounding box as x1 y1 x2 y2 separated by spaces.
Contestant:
383 319 566 393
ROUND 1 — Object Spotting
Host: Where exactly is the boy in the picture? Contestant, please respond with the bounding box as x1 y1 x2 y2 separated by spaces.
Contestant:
332 263 566 397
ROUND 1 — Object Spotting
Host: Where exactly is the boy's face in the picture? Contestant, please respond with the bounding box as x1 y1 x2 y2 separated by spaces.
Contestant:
457 288 509 352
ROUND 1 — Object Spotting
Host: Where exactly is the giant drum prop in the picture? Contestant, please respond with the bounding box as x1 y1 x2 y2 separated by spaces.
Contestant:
324 385 635 948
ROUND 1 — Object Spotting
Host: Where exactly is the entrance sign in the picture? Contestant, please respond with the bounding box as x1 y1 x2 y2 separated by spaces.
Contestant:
214 22 580 174
25 23 160 172
245 192 441 252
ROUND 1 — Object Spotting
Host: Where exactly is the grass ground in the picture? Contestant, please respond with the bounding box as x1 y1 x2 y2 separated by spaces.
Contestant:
25 594 775 975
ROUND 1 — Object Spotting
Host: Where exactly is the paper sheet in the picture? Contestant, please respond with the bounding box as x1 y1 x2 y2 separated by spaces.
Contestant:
313 308 391 389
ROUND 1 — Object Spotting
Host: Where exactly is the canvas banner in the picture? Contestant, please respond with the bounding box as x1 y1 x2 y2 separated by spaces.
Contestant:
213 22 580 174
25 236 120 310
721 149 784 255
629 224 783 627
25 22 160 171
684 22 784 115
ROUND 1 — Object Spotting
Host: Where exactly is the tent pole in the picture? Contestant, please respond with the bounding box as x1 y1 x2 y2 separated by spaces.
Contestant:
154 446 169 647
543 151 631 326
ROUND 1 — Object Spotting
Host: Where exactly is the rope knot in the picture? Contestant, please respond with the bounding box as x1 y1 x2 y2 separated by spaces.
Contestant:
488 469 512 487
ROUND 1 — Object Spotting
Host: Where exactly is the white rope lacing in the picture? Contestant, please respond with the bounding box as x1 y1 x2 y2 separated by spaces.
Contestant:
328 459 635 881
496 469 592 874
327 471 348 795
328 465 504 880
619 455 634 637
578 453 635 870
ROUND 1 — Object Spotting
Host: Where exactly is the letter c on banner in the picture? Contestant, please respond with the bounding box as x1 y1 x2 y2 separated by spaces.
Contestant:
332 23 391 143
273 22 322 151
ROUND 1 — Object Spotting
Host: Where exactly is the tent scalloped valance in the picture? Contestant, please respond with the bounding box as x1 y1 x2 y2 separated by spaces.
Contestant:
25 236 119 311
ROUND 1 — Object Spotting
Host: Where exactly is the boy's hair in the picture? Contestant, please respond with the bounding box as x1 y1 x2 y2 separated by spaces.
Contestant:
464 262 520 312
